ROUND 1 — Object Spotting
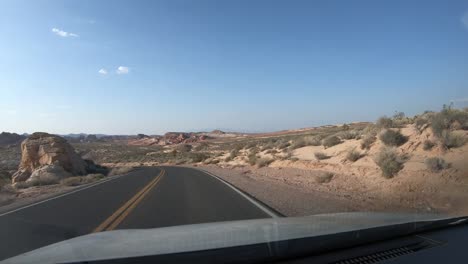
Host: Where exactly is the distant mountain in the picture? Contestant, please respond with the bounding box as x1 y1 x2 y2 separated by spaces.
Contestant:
0 132 26 146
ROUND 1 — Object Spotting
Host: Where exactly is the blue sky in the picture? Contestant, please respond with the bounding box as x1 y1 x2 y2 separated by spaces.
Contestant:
1 0 467 135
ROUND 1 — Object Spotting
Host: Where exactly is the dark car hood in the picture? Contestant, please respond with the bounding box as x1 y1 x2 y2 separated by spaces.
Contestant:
1 212 455 264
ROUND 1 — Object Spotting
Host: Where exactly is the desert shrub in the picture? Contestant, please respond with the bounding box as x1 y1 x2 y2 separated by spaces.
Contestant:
265 149 278 154
440 130 466 149
256 158 274 168
431 104 468 136
176 144 192 153
376 116 393 128
15 176 60 189
374 147 405 178
415 116 429 132
423 140 435 150
60 174 106 186
276 141 290 149
108 166 135 176
245 142 257 149
314 152 330 160
303 136 322 146
425 157 449 172
322 135 342 148
190 152 210 162
230 149 239 158
335 130 359 140
291 138 307 149
315 172 334 184
379 129 408 147
194 142 209 151
361 134 376 150
346 149 363 162
224 155 233 162
248 153 258 166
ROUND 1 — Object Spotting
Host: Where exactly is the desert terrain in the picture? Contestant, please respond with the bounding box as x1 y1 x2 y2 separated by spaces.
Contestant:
1 106 467 216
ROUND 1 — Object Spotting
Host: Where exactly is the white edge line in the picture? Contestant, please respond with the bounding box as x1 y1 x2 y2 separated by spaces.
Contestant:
193 167 280 218
0 173 129 217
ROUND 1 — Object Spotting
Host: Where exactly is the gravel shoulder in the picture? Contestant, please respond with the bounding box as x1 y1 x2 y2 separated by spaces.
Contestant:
192 164 466 217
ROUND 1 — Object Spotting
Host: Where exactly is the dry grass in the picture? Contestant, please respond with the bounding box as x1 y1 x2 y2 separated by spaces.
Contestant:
379 129 408 147
374 147 405 178
425 157 450 172
314 152 330 160
322 135 342 148
108 166 135 176
346 149 363 162
60 174 106 186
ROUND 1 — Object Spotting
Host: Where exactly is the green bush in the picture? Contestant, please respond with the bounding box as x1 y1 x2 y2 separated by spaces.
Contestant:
322 135 342 148
379 129 408 147
346 149 363 162
374 147 405 178
314 152 330 160
423 140 435 151
425 157 449 172
440 130 466 149
376 116 393 128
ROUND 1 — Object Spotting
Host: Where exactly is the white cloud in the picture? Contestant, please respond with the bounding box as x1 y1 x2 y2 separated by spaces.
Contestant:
462 11 468 30
98 68 108 75
116 66 130 74
51 28 79 38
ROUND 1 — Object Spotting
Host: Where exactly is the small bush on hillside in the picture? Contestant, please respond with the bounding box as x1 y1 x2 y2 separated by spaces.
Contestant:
276 141 290 149
374 147 405 178
190 152 210 162
303 136 322 146
315 172 334 184
376 116 393 128
176 144 192 153
425 157 449 172
415 116 429 132
265 149 278 154
194 142 209 151
256 158 274 168
248 152 258 166
361 134 376 150
245 142 257 149
346 149 363 162
336 130 359 140
322 135 342 148
440 130 466 149
291 138 306 149
314 152 330 160
379 129 408 147
423 140 435 151
431 104 468 136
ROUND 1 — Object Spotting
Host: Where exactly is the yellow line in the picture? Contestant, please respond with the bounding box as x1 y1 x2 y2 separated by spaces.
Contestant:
92 169 165 233
106 175 163 230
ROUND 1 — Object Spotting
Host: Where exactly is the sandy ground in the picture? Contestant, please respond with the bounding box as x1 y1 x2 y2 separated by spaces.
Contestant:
194 163 468 217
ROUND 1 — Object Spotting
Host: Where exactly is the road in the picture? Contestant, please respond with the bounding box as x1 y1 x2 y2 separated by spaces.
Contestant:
0 166 277 261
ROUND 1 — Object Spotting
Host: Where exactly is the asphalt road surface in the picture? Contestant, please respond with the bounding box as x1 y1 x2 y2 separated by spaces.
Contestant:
0 166 277 261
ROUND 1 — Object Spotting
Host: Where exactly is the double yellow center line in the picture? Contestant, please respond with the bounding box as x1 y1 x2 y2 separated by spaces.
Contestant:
93 169 165 233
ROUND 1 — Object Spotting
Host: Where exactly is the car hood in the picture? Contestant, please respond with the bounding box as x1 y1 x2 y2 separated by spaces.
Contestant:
1 212 455 264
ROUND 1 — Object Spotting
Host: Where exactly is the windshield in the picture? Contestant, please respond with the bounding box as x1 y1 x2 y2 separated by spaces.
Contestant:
0 0 467 262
